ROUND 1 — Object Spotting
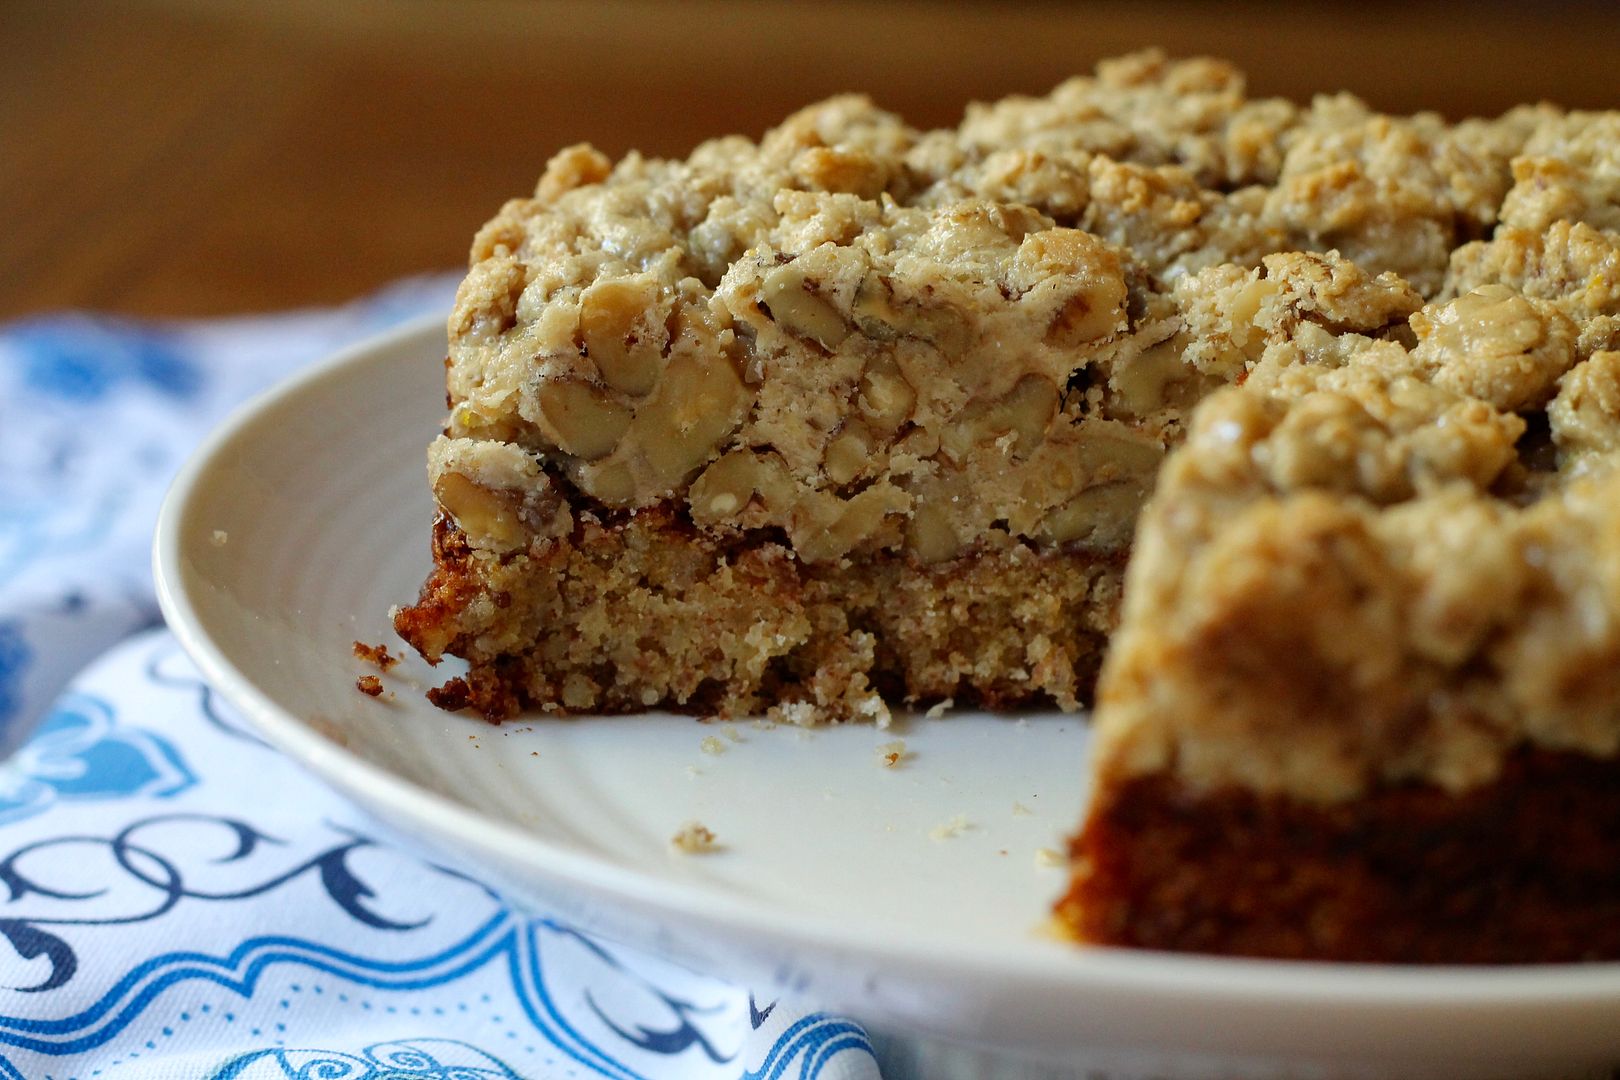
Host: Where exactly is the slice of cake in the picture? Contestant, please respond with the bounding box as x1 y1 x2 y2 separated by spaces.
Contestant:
396 49 1620 961
1061 239 1620 961
394 51 1531 725
394 188 1191 723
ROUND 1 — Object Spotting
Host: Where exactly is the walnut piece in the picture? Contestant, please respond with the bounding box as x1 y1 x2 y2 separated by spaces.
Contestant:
535 380 634 461
428 437 572 553
1412 285 1578 412
579 277 666 396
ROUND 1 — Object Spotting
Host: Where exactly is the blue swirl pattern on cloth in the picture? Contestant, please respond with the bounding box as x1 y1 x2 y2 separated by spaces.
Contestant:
209 1038 524 1079
0 693 194 824
0 294 881 1080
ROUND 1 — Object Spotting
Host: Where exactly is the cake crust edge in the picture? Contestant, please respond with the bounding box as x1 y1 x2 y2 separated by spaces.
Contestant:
1060 747 1620 963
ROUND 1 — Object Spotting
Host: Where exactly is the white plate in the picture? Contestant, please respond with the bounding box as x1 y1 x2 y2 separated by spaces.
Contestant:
155 315 1620 1080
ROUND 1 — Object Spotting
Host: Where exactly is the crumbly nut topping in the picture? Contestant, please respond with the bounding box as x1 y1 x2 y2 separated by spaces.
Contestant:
1444 221 1620 359
1499 113 1620 235
1094 247 1620 802
433 51 1612 569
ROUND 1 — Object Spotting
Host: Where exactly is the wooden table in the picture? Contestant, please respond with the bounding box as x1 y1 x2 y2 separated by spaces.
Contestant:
5 0 1618 319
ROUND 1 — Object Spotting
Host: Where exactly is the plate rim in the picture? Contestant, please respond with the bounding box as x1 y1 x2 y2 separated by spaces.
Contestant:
152 314 1620 1028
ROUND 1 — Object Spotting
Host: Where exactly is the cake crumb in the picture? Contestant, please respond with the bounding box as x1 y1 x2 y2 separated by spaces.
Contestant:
353 641 401 671
1035 847 1066 869
670 821 719 854
685 764 702 778
700 735 726 756
355 674 384 698
925 698 955 719
427 678 474 712
722 725 743 743
210 529 229 547
771 701 821 727
875 740 907 768
857 692 893 729
929 814 972 841
1012 801 1033 817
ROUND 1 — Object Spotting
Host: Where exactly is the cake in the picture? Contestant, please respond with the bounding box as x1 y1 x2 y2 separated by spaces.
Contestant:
394 51 1620 961
1062 227 1620 962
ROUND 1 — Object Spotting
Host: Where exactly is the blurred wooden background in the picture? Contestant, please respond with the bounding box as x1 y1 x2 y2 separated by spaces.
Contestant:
5 0 1619 320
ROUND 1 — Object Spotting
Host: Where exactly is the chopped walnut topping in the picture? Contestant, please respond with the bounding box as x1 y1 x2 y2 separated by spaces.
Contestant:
1095 243 1620 803
432 53 1605 572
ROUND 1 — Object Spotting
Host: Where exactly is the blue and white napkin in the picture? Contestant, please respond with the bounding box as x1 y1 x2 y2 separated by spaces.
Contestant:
0 285 881 1080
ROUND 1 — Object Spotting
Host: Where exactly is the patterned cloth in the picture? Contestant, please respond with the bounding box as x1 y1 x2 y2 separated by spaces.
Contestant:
0 285 881 1080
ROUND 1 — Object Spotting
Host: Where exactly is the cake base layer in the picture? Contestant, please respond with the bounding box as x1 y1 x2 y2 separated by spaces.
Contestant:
1060 749 1620 963
395 509 1124 722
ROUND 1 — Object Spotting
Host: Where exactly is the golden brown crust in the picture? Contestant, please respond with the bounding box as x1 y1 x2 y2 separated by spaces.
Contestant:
1061 749 1620 963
